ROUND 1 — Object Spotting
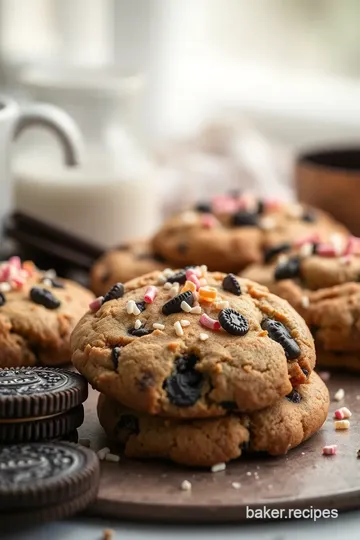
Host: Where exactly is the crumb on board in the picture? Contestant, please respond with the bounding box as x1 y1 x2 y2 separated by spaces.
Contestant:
333 388 345 402
211 462 226 473
231 482 241 489
103 529 114 540
180 480 192 491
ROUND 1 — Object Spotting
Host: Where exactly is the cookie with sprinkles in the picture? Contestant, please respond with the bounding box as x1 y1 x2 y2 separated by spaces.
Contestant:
97 372 328 466
0 257 93 367
71 268 315 418
151 196 347 273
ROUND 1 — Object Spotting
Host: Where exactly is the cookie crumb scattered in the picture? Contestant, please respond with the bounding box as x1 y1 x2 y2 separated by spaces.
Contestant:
78 438 91 448
319 371 331 381
97 447 111 460
334 419 350 430
199 333 209 341
334 388 345 402
246 471 252 476
153 322 165 330
180 480 192 491
174 321 184 337
231 482 241 489
105 453 120 463
211 462 226 473
322 444 337 455
103 529 114 540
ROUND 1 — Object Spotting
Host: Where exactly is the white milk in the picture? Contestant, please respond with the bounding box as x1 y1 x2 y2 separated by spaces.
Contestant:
14 146 161 249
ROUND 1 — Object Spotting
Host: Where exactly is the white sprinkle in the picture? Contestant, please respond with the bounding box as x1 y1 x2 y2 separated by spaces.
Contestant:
163 268 174 278
200 265 208 275
180 480 192 491
181 301 192 313
44 269 56 279
260 217 275 230
334 388 345 402
0 282 11 292
181 211 198 224
334 419 350 431
157 275 167 285
216 300 229 310
299 243 313 258
126 300 135 314
134 319 142 330
180 319 190 327
174 321 184 337
42 278 53 287
301 296 310 309
301 452 305 455
278 254 288 264
78 438 91 447
246 471 252 476
97 447 111 460
169 283 180 297
330 233 346 256
199 333 209 341
133 305 141 316
105 453 120 463
190 305 202 314
231 482 241 489
163 282 173 290
153 323 165 330
211 462 226 473
287 203 303 219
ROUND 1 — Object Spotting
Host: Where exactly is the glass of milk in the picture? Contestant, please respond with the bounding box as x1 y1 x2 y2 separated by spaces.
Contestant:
15 66 161 249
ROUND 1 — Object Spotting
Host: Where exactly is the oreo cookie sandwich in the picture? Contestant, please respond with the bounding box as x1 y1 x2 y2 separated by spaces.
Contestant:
0 366 87 443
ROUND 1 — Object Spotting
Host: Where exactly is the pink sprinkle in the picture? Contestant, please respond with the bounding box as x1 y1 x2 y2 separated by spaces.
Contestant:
294 233 320 248
9 256 21 269
186 273 201 290
186 268 201 278
316 243 336 257
200 313 221 331
345 236 360 255
334 409 345 420
12 276 25 288
144 285 158 303
264 199 283 212
322 445 337 456
200 213 219 229
89 296 104 312
212 195 237 214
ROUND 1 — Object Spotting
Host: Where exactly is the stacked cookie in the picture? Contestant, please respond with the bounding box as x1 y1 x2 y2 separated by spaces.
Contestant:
71 268 329 467
90 194 347 295
241 234 360 371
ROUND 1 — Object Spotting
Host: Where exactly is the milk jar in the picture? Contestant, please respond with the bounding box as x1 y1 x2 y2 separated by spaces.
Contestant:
14 67 161 249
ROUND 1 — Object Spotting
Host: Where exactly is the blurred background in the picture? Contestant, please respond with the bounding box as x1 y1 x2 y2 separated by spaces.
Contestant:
2 0 360 268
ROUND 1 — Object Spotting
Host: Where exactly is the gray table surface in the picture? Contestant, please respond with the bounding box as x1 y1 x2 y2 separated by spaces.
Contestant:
4 511 360 540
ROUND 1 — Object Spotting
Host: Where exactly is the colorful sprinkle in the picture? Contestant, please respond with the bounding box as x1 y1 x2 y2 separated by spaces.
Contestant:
199 333 209 341
322 445 337 456
198 286 217 303
200 213 219 229
181 280 197 294
334 407 352 419
181 301 192 313
153 322 165 330
134 319 142 330
301 296 310 309
89 296 104 312
174 320 184 337
211 462 226 473
334 420 350 430
180 319 191 327
334 388 345 402
144 285 158 303
200 313 221 331
294 233 320 248
169 283 180 298
190 305 202 314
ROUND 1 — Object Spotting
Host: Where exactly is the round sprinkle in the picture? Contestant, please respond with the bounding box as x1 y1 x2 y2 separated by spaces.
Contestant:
180 319 190 327
199 333 209 341
181 301 192 313
200 313 221 331
211 462 226 473
274 257 300 281
261 318 300 360
162 291 194 315
89 296 104 312
153 323 165 330
322 445 337 456
144 285 158 303
0 292 6 307
134 319 142 330
334 419 350 430
103 282 125 303
334 388 345 402
180 480 192 491
222 273 241 296
219 308 249 336
174 321 184 337
30 287 61 310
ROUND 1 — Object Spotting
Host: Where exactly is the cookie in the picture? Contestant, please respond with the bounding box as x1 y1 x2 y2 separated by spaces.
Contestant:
0 257 94 367
0 441 99 525
97 372 328 467
151 196 347 272
90 241 167 296
71 269 315 418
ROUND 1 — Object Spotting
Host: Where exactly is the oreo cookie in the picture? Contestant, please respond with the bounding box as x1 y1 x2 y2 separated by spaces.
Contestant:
219 308 249 336
274 257 300 281
261 318 301 360
166 270 187 284
0 442 99 525
222 273 241 296
163 354 203 407
103 282 125 303
162 290 194 315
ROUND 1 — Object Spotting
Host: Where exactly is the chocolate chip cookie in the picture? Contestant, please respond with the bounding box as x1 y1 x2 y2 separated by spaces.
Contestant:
71 269 315 418
90 240 167 296
0 257 93 367
151 196 347 272
97 371 328 466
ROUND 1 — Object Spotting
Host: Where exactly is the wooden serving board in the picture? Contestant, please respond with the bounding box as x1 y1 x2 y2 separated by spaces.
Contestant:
80 374 360 523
